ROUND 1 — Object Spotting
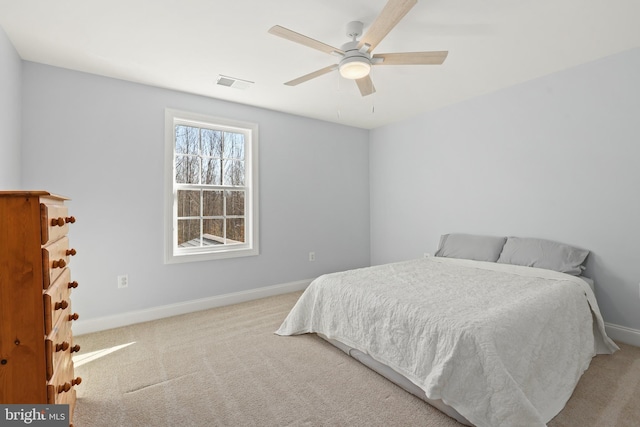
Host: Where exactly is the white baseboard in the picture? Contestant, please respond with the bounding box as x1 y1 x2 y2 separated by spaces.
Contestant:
74 279 311 336
604 322 640 347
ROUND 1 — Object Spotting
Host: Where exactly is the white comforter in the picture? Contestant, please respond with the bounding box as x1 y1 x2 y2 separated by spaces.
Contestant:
276 257 618 427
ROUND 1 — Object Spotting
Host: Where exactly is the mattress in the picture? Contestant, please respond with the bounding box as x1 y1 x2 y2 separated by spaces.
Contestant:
276 257 618 427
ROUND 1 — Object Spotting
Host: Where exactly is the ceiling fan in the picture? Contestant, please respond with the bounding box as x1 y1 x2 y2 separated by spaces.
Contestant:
268 0 448 97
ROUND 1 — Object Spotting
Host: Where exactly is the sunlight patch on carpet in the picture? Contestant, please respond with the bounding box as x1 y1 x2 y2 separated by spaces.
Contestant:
73 342 136 367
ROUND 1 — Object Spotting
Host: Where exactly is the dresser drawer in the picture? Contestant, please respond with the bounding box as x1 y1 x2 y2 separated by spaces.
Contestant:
46 357 81 405
45 308 79 381
43 268 79 336
42 236 77 289
40 203 72 245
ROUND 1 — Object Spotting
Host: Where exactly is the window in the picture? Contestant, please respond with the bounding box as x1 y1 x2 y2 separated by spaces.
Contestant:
164 109 258 263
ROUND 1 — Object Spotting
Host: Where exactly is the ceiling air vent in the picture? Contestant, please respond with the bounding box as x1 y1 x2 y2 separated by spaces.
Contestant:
216 75 253 90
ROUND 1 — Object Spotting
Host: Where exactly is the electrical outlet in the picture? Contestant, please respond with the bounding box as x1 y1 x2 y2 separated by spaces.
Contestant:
117 274 128 289
309 252 316 262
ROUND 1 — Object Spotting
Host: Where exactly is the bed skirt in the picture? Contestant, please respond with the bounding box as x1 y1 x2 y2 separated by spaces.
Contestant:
318 333 473 426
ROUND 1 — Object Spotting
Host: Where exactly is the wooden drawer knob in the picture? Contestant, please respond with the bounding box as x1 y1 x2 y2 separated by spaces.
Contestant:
51 217 65 227
68 313 79 321
66 248 77 256
70 344 81 353
55 341 70 352
52 259 66 269
68 281 79 289
54 300 69 310
57 377 82 393
65 216 76 224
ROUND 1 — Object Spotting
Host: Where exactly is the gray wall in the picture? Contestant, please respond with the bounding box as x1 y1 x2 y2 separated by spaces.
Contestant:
0 26 21 188
21 62 370 320
370 47 640 331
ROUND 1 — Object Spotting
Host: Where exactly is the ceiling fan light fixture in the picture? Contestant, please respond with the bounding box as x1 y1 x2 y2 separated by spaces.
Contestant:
339 57 371 79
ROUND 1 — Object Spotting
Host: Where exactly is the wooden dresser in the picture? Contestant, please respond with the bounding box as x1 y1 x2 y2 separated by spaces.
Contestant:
0 191 81 426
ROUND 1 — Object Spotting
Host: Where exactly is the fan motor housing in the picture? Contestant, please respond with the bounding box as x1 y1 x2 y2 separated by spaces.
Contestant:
338 41 372 79
340 41 372 64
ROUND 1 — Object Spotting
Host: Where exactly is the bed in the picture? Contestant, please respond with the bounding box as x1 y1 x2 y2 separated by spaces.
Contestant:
276 234 619 427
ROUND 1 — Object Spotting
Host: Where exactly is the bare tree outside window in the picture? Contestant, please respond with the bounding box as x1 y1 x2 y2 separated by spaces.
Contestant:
174 125 247 247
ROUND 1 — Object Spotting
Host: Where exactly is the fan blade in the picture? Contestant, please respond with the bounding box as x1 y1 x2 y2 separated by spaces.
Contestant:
373 51 448 65
359 0 417 52
355 75 376 97
269 25 344 55
284 65 338 86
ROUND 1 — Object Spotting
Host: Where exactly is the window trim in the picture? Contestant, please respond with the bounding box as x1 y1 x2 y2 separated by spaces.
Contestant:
164 108 259 263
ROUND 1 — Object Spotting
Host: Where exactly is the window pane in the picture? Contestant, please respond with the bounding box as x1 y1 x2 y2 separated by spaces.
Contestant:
203 190 223 216
201 157 222 185
175 155 200 184
177 219 201 246
224 133 245 159
203 219 224 244
226 191 244 216
201 128 223 157
226 218 245 243
223 160 245 186
175 125 199 155
177 190 200 217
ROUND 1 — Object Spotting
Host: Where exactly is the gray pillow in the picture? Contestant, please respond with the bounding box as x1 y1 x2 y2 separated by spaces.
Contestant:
496 237 589 276
435 233 507 262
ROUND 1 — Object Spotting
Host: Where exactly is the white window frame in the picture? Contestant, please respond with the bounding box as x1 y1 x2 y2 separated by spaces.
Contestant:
164 108 259 263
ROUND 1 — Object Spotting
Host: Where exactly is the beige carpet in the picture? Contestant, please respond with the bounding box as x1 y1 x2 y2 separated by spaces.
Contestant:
72 291 640 427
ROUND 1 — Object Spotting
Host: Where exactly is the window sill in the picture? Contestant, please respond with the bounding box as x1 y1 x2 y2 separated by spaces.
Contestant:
164 247 259 264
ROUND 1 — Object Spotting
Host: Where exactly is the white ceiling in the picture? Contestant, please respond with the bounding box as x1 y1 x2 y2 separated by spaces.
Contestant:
1 0 638 129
